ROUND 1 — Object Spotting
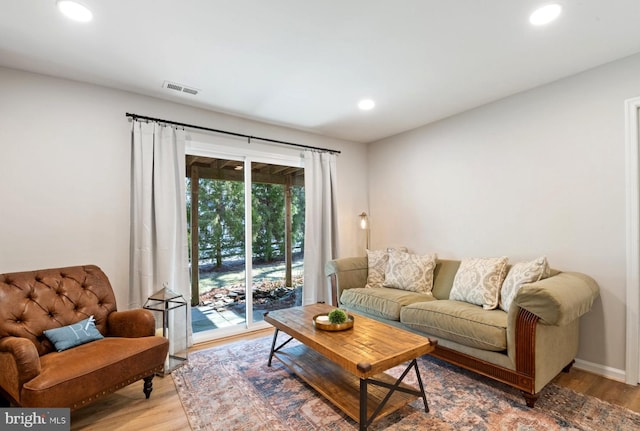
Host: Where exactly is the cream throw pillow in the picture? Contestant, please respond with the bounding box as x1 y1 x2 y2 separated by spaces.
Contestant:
499 256 550 312
449 256 509 310
382 250 437 294
365 249 388 288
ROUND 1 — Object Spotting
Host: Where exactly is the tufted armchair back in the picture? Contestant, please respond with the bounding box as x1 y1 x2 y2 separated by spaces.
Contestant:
0 265 117 356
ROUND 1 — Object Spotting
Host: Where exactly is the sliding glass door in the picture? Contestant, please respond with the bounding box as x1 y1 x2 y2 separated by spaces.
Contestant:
250 161 305 323
187 156 247 333
186 149 304 340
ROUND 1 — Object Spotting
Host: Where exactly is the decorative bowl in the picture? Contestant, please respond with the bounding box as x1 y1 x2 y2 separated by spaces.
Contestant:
312 313 354 331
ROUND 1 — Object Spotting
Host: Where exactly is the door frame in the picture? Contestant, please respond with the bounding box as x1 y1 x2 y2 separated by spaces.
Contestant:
186 138 303 343
625 95 640 384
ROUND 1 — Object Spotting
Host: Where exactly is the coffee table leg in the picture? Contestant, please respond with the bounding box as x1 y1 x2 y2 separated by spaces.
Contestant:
268 328 280 367
267 329 296 367
359 378 368 431
413 359 429 413
360 359 430 427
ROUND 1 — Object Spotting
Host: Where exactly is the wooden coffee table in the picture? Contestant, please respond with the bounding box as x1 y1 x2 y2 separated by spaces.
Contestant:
264 303 436 430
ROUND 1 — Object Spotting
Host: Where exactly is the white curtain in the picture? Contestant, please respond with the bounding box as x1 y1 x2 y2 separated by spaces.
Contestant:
303 151 339 304
130 120 192 347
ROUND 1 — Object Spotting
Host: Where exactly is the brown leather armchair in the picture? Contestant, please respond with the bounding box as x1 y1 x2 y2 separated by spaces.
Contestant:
0 265 169 410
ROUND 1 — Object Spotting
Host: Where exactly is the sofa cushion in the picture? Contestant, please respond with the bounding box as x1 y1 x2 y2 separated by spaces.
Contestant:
499 256 550 312
340 287 435 321
449 256 509 310
431 259 461 300
400 300 508 351
365 249 388 288
383 250 437 294
21 336 168 409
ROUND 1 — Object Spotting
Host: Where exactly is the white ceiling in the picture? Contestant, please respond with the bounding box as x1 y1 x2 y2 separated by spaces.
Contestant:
2 1 640 143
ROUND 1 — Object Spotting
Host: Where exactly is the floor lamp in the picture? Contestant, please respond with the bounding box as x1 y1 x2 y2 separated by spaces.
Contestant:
359 212 370 250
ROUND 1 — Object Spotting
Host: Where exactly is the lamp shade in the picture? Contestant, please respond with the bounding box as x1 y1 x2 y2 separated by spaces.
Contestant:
359 212 368 230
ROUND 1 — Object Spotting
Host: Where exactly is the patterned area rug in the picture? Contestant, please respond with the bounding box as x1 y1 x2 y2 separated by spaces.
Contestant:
172 336 640 430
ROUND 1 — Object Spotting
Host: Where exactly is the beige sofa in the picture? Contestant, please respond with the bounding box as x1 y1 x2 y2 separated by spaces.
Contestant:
325 256 599 407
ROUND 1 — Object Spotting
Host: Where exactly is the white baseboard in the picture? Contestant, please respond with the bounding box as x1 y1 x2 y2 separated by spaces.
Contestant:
574 358 629 384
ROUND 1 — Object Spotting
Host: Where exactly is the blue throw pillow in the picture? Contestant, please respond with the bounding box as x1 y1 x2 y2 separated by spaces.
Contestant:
43 315 104 352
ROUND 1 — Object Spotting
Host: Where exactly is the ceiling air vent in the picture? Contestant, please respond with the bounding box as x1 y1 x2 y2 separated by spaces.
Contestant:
182 87 198 95
162 81 199 96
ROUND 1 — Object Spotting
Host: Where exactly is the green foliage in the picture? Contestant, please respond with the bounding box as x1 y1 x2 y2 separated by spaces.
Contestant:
186 176 305 267
252 183 285 262
328 308 348 324
187 178 245 268
291 185 305 251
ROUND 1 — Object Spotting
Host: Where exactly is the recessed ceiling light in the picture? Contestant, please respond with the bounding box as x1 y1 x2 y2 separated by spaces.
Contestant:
529 4 562 26
57 1 93 23
358 99 375 111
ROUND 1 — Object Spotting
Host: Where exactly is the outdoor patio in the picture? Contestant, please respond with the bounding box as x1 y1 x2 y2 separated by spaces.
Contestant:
191 304 266 332
190 265 303 333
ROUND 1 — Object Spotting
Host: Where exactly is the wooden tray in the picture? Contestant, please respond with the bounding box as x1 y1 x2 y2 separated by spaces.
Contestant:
313 313 354 331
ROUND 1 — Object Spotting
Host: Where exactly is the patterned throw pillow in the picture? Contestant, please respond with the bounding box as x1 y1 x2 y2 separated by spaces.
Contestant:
499 256 550 312
366 249 389 288
449 257 509 310
382 250 437 294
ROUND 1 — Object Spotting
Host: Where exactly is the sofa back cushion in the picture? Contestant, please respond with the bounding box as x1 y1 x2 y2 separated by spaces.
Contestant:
0 265 117 356
431 260 461 300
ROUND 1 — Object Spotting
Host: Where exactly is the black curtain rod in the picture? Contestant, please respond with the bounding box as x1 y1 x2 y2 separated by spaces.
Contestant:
125 112 341 154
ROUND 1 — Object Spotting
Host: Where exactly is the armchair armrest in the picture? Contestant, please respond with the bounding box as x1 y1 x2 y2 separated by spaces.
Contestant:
107 309 156 337
0 337 41 389
513 272 600 326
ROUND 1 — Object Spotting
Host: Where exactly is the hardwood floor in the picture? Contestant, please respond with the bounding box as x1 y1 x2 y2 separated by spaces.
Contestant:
70 329 640 430
553 365 640 413
70 329 271 431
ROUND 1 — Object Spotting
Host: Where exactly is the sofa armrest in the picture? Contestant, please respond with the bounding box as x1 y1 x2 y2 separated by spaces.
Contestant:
0 337 41 391
325 257 368 305
107 309 156 337
513 272 600 326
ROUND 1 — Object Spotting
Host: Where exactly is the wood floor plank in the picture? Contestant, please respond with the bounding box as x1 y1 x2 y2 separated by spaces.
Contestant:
71 374 189 431
553 368 640 411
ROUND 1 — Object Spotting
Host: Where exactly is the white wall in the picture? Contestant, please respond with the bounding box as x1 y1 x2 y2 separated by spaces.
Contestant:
368 52 640 374
0 67 368 310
